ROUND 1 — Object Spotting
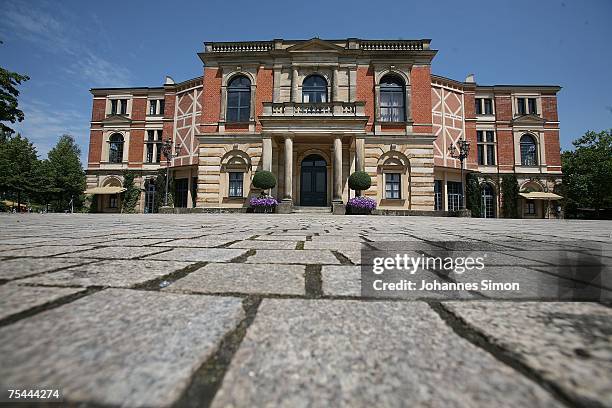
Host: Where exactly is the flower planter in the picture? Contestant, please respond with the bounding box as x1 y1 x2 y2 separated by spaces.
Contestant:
253 206 275 214
346 196 376 215
346 206 371 215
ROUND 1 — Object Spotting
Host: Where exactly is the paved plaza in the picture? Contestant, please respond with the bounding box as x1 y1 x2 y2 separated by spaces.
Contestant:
0 214 611 407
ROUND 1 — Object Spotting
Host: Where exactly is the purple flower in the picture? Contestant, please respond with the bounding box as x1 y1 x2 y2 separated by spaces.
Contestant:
347 196 377 210
250 196 279 207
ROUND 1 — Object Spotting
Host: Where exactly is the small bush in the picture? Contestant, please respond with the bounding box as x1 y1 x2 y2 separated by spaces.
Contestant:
348 171 371 192
252 170 276 190
346 196 377 210
249 196 278 207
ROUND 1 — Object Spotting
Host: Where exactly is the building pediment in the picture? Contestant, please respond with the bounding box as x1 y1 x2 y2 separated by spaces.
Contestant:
101 114 132 125
285 38 345 53
511 114 546 125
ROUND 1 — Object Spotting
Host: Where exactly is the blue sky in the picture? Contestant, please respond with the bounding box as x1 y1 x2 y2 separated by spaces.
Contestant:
1 0 611 164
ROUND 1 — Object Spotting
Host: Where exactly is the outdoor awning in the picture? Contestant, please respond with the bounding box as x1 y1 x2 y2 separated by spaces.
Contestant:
84 187 127 195
519 192 563 200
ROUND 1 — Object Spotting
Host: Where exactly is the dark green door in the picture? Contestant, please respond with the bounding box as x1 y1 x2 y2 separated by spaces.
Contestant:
300 155 327 206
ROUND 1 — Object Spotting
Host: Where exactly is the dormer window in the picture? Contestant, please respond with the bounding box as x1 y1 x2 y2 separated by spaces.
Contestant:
302 75 328 103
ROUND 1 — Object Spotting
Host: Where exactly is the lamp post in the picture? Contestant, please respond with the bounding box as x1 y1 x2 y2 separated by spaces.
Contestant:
161 138 181 207
448 139 470 210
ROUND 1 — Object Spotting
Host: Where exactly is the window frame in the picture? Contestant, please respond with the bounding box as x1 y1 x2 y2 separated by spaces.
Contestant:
379 75 406 123
476 130 496 166
434 180 443 211
228 172 244 198
226 75 252 123
447 181 463 212
302 74 328 103
525 200 536 215
520 134 538 166
108 133 124 164
384 173 401 199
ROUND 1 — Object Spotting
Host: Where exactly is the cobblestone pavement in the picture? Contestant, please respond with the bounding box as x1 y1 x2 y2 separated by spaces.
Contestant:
0 214 611 407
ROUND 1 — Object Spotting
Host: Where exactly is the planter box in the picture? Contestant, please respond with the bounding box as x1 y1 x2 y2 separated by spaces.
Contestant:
346 206 372 215
252 206 276 214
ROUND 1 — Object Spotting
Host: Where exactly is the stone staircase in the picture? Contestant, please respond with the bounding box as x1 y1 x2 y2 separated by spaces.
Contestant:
292 206 332 214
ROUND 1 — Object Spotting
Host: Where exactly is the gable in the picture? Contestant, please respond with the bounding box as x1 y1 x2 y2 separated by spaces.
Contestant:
511 114 546 125
102 114 132 125
286 38 345 53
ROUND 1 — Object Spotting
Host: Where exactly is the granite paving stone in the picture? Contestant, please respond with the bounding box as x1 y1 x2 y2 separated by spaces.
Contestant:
212 299 560 408
246 249 340 265
18 259 193 288
145 247 248 262
153 237 240 248
0 284 85 320
255 235 309 241
57 246 168 259
1 245 95 258
0 257 91 280
443 301 612 407
0 289 244 408
228 240 299 250
166 263 305 295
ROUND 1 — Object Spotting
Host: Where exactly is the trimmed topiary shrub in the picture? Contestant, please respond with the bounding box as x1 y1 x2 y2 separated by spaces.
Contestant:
348 171 371 196
252 170 276 193
501 174 520 218
465 173 482 218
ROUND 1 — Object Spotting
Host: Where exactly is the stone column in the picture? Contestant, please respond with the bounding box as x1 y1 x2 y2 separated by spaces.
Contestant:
262 136 272 172
332 67 339 102
291 67 299 103
355 136 365 172
277 135 293 214
332 136 345 214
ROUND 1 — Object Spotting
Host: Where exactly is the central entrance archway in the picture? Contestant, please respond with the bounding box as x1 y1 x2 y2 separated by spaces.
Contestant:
300 154 327 206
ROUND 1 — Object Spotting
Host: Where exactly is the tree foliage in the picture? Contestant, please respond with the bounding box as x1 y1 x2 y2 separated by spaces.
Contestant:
348 171 372 196
48 135 86 210
0 47 30 134
153 169 173 210
501 174 520 218
121 170 141 213
0 133 38 208
465 173 482 218
252 170 276 191
561 129 612 217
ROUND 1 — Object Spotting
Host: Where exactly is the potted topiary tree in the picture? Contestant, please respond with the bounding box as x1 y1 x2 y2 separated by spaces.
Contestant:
250 170 278 213
346 171 376 214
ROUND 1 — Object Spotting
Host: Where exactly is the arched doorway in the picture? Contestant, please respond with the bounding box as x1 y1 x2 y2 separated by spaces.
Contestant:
300 154 327 206
481 183 496 218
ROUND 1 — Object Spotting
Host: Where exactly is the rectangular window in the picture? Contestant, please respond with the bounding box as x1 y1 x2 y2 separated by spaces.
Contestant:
159 100 165 116
156 143 162 162
149 100 157 115
475 99 482 115
517 98 526 115
528 98 537 114
434 180 443 211
109 195 118 208
146 144 154 163
110 100 118 115
483 98 493 114
447 181 463 211
120 99 128 115
385 173 401 199
228 172 244 197
147 130 155 141
525 201 536 215
192 177 198 207
477 130 496 166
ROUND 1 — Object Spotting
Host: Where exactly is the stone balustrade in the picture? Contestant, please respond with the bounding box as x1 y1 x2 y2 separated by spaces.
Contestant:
359 40 430 51
262 102 366 117
205 41 274 53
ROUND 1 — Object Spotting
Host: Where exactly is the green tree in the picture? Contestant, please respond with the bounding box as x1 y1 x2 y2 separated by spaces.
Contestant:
465 172 482 217
348 171 372 197
0 44 30 134
501 174 520 218
0 133 38 210
47 134 86 211
121 170 141 213
562 130 612 218
31 159 60 212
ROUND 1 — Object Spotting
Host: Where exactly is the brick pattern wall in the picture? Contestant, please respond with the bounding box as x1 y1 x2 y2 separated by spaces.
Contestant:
356 66 375 132
411 66 432 133
201 67 222 133
87 129 103 167
255 67 273 132
542 96 558 122
92 99 106 122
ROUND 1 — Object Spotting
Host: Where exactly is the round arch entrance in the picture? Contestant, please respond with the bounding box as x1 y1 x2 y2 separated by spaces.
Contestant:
300 154 327 206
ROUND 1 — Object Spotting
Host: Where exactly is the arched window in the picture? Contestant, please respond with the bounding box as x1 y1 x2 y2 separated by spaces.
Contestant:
227 75 251 122
380 75 405 122
302 75 327 103
520 134 538 166
108 133 124 163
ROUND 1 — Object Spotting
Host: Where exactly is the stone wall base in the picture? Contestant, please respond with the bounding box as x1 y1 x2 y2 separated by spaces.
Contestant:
276 201 293 214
